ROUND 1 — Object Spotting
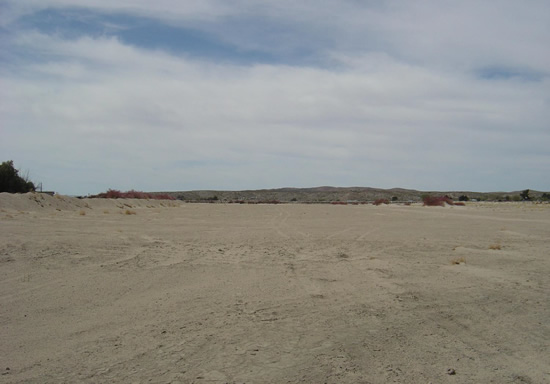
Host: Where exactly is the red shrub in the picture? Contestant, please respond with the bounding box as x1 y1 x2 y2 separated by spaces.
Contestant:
423 195 454 206
373 199 389 206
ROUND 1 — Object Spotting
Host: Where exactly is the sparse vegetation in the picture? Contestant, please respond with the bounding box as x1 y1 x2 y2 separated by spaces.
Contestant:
373 198 390 206
489 244 502 250
124 209 137 215
0 160 36 193
92 189 175 200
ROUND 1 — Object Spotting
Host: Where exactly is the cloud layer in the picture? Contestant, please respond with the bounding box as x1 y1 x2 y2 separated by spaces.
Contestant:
1 1 549 194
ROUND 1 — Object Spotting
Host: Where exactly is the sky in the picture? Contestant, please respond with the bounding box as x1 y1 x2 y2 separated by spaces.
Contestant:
1 1 549 195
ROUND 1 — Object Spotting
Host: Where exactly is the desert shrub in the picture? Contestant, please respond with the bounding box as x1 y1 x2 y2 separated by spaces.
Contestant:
489 244 501 250
92 189 175 200
373 198 389 206
454 202 466 206
541 193 550 201
79 210 86 216
0 160 35 193
331 201 348 205
156 193 175 200
391 196 398 202
458 195 469 201
520 189 530 201
125 209 136 215
423 195 454 206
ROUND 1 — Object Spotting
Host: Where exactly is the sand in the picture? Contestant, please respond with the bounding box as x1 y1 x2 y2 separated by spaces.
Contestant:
1 193 549 383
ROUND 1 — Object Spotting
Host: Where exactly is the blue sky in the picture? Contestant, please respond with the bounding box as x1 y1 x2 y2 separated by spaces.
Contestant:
1 0 549 195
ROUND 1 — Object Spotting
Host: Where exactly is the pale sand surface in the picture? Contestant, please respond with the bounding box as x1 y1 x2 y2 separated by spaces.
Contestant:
1 193 549 383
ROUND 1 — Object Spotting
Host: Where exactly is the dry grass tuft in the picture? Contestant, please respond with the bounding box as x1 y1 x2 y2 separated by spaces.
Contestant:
489 244 502 250
103 210 109 214
79 210 86 216
451 257 466 265
125 209 136 215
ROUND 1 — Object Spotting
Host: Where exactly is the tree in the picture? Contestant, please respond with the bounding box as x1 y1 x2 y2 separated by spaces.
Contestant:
0 160 36 193
520 189 530 201
458 195 469 201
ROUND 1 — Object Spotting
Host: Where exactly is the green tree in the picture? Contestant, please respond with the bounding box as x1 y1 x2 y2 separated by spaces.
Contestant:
0 160 36 193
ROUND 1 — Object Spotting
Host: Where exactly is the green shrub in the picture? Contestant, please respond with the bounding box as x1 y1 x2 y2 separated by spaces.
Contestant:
520 189 530 201
0 160 35 193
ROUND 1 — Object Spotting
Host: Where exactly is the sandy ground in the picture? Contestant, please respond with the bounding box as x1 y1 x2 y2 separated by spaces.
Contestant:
1 193 549 383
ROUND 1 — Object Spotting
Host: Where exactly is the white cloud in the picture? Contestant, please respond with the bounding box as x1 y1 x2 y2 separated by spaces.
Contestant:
1 2 549 194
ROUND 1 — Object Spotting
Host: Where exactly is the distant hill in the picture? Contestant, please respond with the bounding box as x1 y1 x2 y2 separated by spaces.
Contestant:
154 187 546 203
